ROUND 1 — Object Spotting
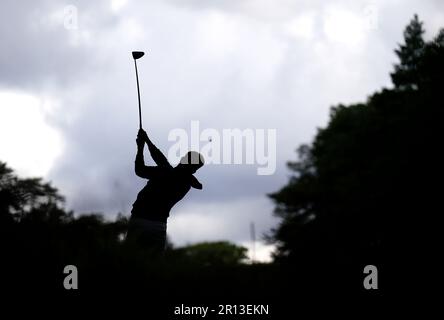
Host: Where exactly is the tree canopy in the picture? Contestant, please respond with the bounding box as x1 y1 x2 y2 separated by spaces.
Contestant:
268 15 443 267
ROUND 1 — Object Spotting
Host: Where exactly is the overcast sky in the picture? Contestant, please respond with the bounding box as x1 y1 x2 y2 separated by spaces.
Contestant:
1 0 443 261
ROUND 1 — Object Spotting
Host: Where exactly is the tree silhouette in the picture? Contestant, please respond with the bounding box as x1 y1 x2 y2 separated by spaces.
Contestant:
172 241 248 266
0 161 259 298
0 162 64 222
268 16 443 269
391 14 425 90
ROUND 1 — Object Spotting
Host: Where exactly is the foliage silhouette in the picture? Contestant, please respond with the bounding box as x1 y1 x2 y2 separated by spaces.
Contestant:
0 161 257 302
268 15 443 278
172 241 248 266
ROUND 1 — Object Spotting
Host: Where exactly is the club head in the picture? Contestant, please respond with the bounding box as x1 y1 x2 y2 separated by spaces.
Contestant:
132 51 145 60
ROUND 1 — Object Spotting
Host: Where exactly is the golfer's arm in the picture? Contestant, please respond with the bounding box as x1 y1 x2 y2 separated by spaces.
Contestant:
134 146 147 177
134 146 162 179
146 139 171 168
190 176 203 190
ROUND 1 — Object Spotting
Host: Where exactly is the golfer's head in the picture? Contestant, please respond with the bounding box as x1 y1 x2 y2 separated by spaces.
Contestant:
179 151 204 173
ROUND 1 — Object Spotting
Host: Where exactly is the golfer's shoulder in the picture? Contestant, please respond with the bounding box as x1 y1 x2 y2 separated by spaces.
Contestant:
144 165 172 178
158 165 174 174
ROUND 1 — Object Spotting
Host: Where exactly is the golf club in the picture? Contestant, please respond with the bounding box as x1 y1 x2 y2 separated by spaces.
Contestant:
132 51 145 129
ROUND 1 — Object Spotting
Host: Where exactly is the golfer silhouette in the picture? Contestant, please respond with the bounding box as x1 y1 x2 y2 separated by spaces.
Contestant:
126 128 204 254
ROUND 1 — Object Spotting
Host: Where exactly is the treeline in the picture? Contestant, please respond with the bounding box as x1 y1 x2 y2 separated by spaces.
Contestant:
0 161 254 294
268 15 443 284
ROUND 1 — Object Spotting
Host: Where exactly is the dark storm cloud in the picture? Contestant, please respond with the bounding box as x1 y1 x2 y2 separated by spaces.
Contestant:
1 1 81 88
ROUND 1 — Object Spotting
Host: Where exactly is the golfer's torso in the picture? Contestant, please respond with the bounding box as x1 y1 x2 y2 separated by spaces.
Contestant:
132 170 191 222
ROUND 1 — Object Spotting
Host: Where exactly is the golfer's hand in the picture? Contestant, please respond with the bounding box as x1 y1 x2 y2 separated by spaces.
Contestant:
138 129 148 142
136 137 144 149
136 131 145 149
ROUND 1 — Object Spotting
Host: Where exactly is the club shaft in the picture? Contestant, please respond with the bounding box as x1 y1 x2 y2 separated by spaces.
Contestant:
134 59 142 129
